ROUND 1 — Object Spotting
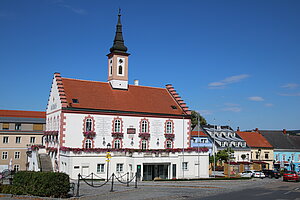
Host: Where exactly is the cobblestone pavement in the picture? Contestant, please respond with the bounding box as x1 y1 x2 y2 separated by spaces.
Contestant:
75 178 285 200
1 178 299 200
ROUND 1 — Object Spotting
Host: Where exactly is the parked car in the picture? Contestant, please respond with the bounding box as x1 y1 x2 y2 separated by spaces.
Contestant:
239 170 254 178
262 170 280 179
253 171 265 178
283 171 300 182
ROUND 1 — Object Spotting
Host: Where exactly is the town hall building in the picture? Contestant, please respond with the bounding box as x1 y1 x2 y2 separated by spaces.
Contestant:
29 13 209 180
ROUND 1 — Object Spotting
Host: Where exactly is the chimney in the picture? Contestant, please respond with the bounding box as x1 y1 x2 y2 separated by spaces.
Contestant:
134 79 139 86
255 128 258 132
237 127 240 132
283 129 286 134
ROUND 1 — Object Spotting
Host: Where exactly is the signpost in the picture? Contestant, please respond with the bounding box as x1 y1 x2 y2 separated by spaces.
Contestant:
106 151 111 181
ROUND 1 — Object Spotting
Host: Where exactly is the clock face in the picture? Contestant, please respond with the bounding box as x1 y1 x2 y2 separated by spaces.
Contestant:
119 59 123 64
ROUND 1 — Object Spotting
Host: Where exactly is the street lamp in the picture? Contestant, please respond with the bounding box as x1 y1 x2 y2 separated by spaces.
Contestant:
106 143 111 181
197 116 200 178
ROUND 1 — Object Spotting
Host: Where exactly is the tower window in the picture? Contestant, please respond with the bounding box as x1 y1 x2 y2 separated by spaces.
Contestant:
118 65 123 75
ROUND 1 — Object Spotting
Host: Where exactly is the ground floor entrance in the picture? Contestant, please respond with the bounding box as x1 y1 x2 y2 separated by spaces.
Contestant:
143 164 169 180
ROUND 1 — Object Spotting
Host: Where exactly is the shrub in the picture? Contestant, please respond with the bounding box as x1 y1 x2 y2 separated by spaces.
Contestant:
11 171 70 198
0 184 13 194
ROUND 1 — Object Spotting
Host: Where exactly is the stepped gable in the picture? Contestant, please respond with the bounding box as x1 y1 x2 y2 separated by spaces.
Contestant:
237 131 273 148
59 77 188 116
165 84 191 115
54 72 68 108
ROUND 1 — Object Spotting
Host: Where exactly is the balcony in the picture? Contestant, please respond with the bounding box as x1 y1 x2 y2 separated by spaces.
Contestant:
164 134 175 139
138 133 150 139
83 131 96 138
111 132 124 138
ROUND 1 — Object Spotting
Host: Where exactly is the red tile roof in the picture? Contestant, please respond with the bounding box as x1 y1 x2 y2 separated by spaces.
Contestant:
0 110 46 118
191 131 208 137
61 78 188 116
237 131 273 148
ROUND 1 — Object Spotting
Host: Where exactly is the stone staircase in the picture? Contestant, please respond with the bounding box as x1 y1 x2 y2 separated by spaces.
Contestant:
38 154 53 172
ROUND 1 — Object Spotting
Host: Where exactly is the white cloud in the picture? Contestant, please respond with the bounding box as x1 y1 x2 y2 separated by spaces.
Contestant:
198 110 213 116
61 4 87 15
222 107 242 112
278 93 300 97
281 83 299 89
248 96 264 101
208 74 249 89
265 103 274 107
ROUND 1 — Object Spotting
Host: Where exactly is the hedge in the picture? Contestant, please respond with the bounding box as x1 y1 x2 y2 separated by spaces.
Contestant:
10 171 70 198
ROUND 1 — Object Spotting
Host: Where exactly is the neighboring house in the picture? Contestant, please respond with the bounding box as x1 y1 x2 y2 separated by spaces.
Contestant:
191 125 213 154
202 125 251 163
0 110 45 172
29 13 209 180
259 129 300 172
237 130 274 170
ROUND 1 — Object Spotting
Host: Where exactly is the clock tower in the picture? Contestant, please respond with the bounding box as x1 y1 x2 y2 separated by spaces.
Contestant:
107 11 130 90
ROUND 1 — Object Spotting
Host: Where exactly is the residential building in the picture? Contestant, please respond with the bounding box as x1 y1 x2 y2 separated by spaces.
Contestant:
259 129 300 172
28 13 209 180
0 110 45 172
237 130 274 170
202 125 251 163
191 125 213 154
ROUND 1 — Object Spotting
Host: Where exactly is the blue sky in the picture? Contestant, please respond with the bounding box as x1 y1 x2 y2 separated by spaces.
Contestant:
0 0 299 130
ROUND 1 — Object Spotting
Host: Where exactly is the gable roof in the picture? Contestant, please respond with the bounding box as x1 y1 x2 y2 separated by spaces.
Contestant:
191 125 208 137
237 131 273 148
0 110 45 119
259 130 300 149
55 75 190 116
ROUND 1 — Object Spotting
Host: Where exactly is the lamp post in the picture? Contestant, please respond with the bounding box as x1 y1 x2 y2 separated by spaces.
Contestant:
213 119 216 178
197 116 200 178
106 143 111 181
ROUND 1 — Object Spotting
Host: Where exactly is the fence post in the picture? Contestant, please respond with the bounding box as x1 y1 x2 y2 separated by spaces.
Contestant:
76 173 80 197
135 172 137 188
91 172 94 186
110 173 114 192
127 172 129 187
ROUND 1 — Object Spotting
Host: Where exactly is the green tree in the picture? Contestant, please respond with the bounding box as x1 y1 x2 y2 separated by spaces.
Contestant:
216 148 234 163
191 110 207 128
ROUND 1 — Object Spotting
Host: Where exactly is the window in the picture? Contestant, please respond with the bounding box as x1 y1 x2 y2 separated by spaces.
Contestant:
166 140 172 148
14 164 20 172
256 152 259 159
86 118 92 132
291 154 294 161
97 164 105 173
85 139 92 149
114 120 121 133
2 123 9 130
276 154 279 160
2 152 8 160
141 140 147 150
30 137 35 144
166 121 172 134
15 123 21 130
114 139 121 149
3 136 8 144
116 163 123 172
200 139 206 143
182 162 188 170
283 154 286 161
265 153 269 159
141 120 148 133
118 65 123 75
33 124 43 131
14 152 20 159
72 99 79 103
15 137 21 144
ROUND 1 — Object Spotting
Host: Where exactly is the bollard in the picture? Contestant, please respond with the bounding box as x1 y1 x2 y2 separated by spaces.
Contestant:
134 172 137 188
76 173 80 197
91 172 94 186
110 173 114 192
127 172 129 187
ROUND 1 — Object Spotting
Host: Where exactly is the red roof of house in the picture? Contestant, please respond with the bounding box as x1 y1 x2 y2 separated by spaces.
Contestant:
237 131 273 148
0 110 46 118
60 78 188 116
191 130 208 137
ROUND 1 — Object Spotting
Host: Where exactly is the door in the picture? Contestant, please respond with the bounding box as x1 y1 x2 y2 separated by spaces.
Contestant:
81 166 89 177
172 164 176 179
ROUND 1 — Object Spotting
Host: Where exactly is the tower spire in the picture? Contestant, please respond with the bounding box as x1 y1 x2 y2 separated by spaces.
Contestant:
110 9 128 53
